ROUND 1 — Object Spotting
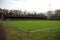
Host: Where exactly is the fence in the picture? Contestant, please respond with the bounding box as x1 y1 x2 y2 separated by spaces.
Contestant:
6 26 60 40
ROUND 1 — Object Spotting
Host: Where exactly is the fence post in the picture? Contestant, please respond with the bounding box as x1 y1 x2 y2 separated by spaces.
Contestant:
27 31 30 40
50 28 52 40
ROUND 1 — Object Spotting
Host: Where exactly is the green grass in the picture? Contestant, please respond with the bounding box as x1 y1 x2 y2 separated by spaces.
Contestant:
4 20 60 31
3 20 60 40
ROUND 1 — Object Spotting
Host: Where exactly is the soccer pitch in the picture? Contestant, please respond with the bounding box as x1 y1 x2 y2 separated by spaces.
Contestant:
4 20 60 31
3 20 60 40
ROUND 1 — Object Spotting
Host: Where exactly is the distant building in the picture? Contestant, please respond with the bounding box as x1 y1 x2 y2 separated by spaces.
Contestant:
47 11 53 19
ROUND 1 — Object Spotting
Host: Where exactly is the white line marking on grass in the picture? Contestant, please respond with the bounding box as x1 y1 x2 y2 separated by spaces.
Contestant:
16 26 27 32
30 26 60 32
7 25 27 32
14 25 28 32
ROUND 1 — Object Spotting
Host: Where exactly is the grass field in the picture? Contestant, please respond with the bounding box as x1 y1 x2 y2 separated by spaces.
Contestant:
4 20 60 31
3 20 60 40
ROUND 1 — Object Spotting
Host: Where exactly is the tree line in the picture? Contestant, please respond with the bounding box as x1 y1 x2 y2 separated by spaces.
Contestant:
0 8 60 20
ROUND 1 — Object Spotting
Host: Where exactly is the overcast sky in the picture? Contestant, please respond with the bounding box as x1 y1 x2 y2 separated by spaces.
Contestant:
0 0 60 12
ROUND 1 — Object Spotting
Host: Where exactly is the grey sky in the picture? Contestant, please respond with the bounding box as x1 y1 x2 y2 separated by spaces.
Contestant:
0 0 60 12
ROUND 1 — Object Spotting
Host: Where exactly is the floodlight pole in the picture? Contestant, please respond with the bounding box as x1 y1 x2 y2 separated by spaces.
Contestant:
1 10 3 24
58 12 59 19
49 3 51 11
2 13 3 21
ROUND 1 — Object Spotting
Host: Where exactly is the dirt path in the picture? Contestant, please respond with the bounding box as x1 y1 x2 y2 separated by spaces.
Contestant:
0 24 7 40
